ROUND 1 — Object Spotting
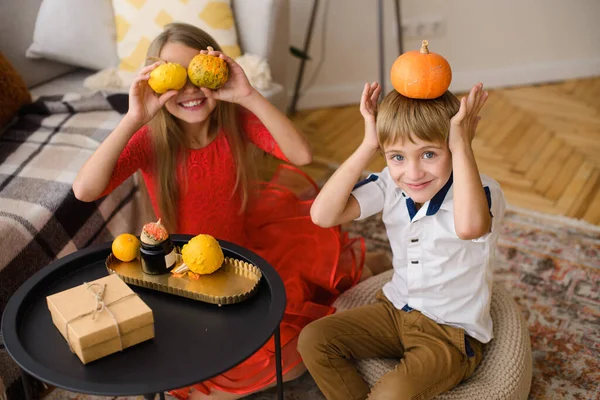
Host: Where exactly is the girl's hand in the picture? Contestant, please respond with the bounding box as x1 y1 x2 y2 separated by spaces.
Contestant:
126 62 178 127
198 48 255 105
359 82 381 151
449 82 488 153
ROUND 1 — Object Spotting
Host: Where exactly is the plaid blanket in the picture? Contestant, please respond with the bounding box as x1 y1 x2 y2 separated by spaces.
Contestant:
0 92 149 399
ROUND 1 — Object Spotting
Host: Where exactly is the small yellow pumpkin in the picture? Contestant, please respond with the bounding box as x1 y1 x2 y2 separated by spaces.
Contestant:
390 40 452 99
181 234 224 275
148 62 187 94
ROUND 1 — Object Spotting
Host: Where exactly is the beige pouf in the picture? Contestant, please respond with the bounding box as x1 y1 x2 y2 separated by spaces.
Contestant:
333 270 532 399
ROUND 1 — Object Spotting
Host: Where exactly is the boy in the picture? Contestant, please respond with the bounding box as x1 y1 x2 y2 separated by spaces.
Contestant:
297 82 506 400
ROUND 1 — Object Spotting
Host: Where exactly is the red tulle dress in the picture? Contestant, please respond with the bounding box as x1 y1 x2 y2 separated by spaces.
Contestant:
101 110 365 398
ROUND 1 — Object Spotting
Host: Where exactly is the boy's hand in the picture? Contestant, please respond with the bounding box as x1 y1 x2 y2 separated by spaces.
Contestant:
359 82 381 150
199 48 255 105
449 83 489 153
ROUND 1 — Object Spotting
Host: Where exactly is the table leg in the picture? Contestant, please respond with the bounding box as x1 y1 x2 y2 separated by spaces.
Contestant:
143 393 165 400
20 368 34 400
274 324 284 400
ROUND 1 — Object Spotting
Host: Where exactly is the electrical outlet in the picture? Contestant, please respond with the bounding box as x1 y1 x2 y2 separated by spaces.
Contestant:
392 17 446 40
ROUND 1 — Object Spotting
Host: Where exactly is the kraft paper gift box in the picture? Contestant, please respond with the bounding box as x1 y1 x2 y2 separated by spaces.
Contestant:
47 274 154 364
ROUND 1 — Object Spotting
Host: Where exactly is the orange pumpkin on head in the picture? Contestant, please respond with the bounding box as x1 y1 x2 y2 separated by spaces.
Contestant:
390 40 452 99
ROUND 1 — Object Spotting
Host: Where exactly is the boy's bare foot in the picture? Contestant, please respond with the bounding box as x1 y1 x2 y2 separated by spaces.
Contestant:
188 362 307 400
359 251 393 282
359 265 374 282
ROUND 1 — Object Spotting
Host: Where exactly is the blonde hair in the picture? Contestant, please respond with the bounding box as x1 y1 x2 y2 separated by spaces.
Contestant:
376 90 460 149
145 23 256 232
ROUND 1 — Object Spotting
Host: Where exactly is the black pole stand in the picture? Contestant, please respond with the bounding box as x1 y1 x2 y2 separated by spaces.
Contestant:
378 0 385 98
288 0 320 115
379 0 404 99
288 1 403 114
395 0 404 55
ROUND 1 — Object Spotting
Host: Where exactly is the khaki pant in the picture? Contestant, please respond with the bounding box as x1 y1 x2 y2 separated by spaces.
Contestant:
297 291 484 400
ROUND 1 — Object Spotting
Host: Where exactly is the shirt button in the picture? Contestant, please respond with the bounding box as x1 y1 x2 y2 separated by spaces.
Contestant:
411 261 419 264
411 238 418 243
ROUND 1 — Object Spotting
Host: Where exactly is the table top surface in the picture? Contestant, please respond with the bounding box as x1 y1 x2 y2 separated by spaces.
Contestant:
1 235 286 396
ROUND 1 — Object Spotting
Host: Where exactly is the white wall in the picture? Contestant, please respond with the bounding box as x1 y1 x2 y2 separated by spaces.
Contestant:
288 0 600 110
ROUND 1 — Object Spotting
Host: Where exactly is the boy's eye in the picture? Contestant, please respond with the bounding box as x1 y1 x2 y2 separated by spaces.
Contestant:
392 154 404 161
423 151 435 159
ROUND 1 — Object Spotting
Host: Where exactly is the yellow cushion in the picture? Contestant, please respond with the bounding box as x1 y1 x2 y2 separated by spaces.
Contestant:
0 53 32 129
111 0 242 73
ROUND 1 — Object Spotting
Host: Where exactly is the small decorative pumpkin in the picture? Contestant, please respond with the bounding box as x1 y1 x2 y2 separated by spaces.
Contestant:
112 233 140 262
181 234 224 275
187 47 229 90
140 219 169 245
390 40 452 99
147 62 187 94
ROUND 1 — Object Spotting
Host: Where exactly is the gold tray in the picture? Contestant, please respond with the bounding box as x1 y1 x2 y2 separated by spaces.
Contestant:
106 254 262 306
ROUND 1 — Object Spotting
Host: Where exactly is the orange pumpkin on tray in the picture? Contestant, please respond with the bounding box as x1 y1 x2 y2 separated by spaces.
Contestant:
112 233 140 262
390 40 452 100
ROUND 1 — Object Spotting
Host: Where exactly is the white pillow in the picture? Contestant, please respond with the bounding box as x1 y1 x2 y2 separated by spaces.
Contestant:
26 0 119 71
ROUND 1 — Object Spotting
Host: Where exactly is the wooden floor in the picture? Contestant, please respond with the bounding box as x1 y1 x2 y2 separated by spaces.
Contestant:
261 77 600 226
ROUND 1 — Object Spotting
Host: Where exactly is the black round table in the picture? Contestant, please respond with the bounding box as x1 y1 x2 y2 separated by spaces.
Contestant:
1 235 287 399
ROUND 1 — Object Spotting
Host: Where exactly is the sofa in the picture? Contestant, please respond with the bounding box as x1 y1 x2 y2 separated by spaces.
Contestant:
0 1 290 398
1 0 290 109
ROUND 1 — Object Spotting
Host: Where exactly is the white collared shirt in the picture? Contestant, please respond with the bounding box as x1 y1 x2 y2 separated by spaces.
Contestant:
352 168 506 343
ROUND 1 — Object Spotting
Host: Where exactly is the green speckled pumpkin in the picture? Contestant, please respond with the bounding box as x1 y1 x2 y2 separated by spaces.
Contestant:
187 53 229 90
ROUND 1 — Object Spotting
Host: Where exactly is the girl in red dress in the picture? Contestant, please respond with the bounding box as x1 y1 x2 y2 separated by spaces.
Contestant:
73 23 367 399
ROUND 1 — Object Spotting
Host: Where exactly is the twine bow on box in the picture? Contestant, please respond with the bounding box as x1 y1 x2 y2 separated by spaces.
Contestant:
63 282 137 352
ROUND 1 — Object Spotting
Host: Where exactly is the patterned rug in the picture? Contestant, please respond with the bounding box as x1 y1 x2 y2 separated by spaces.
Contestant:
44 207 600 400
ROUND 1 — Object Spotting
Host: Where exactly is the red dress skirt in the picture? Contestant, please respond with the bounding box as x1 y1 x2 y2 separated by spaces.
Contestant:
169 165 365 398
